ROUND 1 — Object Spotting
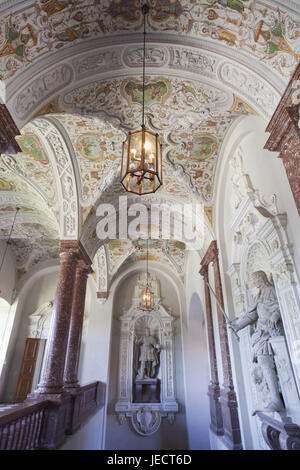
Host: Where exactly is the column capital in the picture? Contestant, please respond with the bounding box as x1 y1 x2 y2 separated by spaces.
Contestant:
200 240 218 268
59 240 92 266
199 264 208 278
0 104 21 154
76 259 93 276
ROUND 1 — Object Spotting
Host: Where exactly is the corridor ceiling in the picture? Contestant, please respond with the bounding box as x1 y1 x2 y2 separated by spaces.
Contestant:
0 0 299 282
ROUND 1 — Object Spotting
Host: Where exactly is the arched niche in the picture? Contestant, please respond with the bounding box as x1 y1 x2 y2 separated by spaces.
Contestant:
184 292 210 449
105 264 188 450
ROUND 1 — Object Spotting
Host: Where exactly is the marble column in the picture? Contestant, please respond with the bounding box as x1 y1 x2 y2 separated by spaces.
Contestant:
212 250 242 449
0 104 21 154
199 264 223 436
34 242 80 395
201 240 242 449
63 260 92 391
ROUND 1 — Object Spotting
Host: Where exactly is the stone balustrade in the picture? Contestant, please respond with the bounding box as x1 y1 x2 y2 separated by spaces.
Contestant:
0 381 105 450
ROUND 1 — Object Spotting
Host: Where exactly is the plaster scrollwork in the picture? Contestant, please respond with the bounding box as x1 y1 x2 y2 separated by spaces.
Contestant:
273 261 295 289
28 301 53 339
218 61 280 118
74 50 121 79
131 408 162 436
229 147 278 218
169 47 216 77
31 117 79 239
13 64 74 122
93 245 108 299
123 46 168 68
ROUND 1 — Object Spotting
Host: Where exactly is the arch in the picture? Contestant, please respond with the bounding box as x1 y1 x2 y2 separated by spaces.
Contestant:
184 292 210 449
105 259 187 449
6 37 284 129
29 116 81 239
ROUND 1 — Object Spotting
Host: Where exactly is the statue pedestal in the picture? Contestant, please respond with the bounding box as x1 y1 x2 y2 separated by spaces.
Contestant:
133 378 160 404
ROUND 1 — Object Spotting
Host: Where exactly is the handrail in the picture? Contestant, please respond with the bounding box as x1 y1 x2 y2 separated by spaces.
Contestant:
256 411 300 450
0 381 105 450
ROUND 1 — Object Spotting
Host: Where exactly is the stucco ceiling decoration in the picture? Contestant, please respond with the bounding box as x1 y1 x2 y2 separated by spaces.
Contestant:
2 0 298 126
0 0 299 83
53 75 254 202
106 238 186 282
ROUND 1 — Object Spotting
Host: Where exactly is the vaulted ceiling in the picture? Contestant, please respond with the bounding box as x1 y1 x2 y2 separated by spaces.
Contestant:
0 0 299 285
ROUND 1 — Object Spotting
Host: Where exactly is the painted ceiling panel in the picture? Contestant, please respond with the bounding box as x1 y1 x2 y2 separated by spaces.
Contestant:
0 0 299 82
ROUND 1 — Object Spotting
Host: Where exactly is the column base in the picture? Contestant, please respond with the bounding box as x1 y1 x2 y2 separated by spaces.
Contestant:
219 386 242 450
63 381 80 394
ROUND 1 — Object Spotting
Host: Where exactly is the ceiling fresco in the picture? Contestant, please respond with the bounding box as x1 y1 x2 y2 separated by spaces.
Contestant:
44 75 256 206
107 238 186 279
0 0 298 283
0 0 299 82
0 149 59 279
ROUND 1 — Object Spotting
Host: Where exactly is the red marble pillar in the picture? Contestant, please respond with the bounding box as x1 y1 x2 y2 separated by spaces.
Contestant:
34 242 80 395
265 63 300 215
0 104 21 154
200 264 223 436
201 241 242 449
213 255 242 449
63 260 92 391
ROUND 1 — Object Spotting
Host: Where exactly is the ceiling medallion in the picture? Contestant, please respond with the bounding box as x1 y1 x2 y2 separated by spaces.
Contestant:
120 4 163 195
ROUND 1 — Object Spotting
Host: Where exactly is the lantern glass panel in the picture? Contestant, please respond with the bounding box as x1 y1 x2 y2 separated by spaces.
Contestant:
129 131 143 172
140 286 154 310
121 138 128 180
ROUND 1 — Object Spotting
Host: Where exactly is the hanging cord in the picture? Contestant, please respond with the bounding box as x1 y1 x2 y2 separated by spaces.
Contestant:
146 236 149 287
0 207 20 285
141 3 149 127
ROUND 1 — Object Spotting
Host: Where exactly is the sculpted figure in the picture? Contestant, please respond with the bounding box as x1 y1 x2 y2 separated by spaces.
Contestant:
232 270 284 413
135 328 161 380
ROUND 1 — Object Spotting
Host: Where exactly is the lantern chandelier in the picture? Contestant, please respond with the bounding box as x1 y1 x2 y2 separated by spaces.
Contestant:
140 238 154 311
120 3 163 195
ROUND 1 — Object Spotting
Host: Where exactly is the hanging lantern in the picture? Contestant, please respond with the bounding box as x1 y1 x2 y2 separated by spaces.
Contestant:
121 126 162 195
140 285 154 311
120 4 163 195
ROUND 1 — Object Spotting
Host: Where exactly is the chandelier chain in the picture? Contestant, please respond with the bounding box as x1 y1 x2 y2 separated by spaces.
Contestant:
141 4 148 128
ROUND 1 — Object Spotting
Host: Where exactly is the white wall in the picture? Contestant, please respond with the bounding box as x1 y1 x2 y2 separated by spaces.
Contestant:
184 250 211 449
0 241 16 304
1 268 59 402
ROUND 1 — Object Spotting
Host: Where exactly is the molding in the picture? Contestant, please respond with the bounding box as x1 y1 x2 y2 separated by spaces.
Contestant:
6 39 283 129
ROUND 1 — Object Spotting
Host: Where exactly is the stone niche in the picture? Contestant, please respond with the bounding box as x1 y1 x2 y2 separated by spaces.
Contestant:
115 273 178 436
227 147 300 449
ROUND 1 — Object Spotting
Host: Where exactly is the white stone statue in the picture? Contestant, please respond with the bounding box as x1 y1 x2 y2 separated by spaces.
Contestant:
135 328 161 380
232 270 284 413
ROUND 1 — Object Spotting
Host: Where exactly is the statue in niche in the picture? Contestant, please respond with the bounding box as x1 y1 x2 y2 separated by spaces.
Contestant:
134 328 161 381
232 270 285 413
